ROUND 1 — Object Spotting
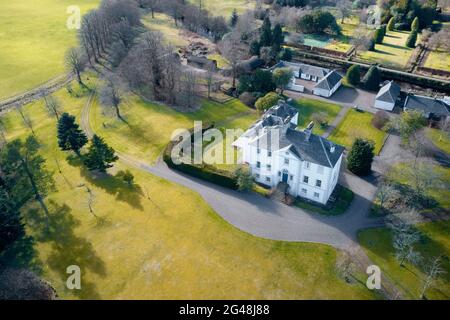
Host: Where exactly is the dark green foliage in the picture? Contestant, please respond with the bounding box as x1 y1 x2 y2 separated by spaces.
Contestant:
276 0 308 7
345 65 361 86
57 113 88 155
249 40 261 56
272 23 284 53
238 69 276 95
0 185 24 253
374 28 385 44
297 11 340 35
406 30 418 48
116 170 134 187
367 38 375 51
363 66 381 91
278 48 293 61
230 9 239 27
260 16 272 47
347 138 375 176
411 16 419 31
84 135 119 172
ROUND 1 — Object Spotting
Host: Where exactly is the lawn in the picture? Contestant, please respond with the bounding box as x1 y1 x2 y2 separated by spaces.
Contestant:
357 31 417 69
329 109 387 154
189 0 256 17
91 95 258 164
142 13 189 48
426 128 450 154
292 98 342 136
358 221 450 300
0 80 375 299
0 0 99 99
425 49 450 71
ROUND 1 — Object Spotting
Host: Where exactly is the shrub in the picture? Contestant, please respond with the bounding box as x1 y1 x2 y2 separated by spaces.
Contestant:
363 65 381 91
372 111 390 130
345 65 361 86
255 92 280 112
374 28 385 44
347 138 375 176
239 92 257 107
406 30 418 48
411 17 419 32
367 38 375 51
233 167 254 191
277 48 293 61
387 17 395 31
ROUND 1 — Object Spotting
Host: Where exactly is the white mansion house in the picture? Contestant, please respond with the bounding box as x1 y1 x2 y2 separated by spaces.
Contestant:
233 101 344 205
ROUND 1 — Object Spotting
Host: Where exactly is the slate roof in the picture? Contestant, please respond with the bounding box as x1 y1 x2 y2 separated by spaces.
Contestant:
315 70 343 91
376 81 401 103
270 61 329 78
251 128 344 168
404 95 450 118
264 101 298 122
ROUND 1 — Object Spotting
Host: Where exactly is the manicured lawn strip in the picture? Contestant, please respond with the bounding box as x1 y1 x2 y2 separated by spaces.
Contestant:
358 221 450 300
292 98 342 135
424 49 450 71
426 128 450 154
188 0 255 16
142 13 188 48
0 0 99 99
295 186 354 216
0 82 375 300
328 109 387 154
357 31 417 69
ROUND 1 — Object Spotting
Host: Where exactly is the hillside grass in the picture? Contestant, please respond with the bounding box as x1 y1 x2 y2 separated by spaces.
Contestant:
0 79 375 300
426 128 450 154
329 109 387 154
0 0 99 99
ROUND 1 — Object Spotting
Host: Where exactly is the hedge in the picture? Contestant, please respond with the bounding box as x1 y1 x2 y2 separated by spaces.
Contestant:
163 124 239 190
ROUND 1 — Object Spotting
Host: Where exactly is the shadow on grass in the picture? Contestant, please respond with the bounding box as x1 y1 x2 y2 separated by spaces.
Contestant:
67 155 144 210
24 200 106 299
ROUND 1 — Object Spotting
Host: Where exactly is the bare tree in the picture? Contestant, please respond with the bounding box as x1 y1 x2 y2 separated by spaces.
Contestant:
375 181 398 213
43 94 61 120
17 106 35 136
420 257 445 299
336 0 352 24
351 25 372 55
65 47 85 85
220 33 247 88
177 70 199 109
205 64 215 99
99 73 127 121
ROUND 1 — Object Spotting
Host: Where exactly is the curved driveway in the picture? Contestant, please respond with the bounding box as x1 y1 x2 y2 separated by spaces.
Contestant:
81 92 384 250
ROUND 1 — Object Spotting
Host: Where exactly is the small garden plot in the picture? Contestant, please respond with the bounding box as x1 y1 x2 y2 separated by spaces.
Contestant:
357 31 418 69
329 109 387 155
292 98 342 136
424 49 450 71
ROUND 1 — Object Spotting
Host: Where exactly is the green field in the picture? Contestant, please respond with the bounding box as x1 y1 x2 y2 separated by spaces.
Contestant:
142 13 189 48
293 98 342 136
0 0 99 99
359 221 450 300
329 109 387 154
357 31 417 69
425 49 450 71
189 0 256 17
426 128 450 154
0 79 376 299
91 95 258 163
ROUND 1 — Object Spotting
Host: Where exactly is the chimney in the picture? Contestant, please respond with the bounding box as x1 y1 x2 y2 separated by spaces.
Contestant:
304 121 314 142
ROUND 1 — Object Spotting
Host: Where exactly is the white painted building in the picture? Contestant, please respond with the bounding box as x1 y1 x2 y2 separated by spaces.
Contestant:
233 101 344 205
270 61 343 97
374 81 401 111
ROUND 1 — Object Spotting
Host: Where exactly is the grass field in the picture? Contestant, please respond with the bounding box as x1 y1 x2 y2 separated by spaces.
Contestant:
142 13 189 48
292 98 342 136
426 128 450 154
425 49 450 71
357 31 417 69
0 79 376 299
329 109 387 154
91 95 258 163
189 0 256 17
359 221 450 300
0 0 99 99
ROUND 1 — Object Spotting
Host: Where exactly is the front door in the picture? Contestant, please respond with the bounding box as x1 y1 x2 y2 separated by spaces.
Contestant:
282 172 289 183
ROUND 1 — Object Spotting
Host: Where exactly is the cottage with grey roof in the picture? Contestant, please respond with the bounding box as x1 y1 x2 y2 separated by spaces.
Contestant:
232 100 344 204
374 81 401 111
404 94 450 121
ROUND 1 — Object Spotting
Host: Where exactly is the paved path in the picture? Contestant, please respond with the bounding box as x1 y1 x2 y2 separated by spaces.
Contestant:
80 91 384 250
